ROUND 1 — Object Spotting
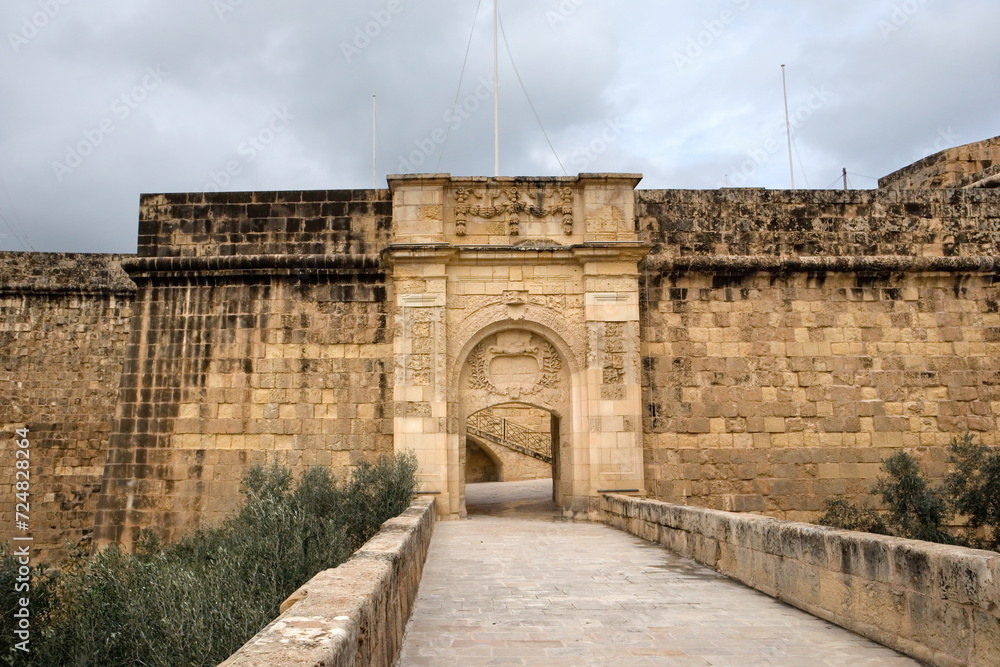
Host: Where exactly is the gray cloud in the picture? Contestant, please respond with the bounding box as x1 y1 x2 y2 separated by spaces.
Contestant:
1 0 997 252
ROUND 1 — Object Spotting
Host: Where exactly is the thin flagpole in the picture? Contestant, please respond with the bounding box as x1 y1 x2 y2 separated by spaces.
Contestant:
782 64 796 191
372 95 377 188
494 0 499 177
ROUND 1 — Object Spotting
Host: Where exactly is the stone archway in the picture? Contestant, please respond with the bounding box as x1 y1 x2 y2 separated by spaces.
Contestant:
385 173 649 521
454 326 579 515
466 403 556 484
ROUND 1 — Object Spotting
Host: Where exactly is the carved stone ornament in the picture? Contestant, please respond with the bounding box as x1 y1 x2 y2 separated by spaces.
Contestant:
467 331 562 399
502 290 528 319
454 185 574 237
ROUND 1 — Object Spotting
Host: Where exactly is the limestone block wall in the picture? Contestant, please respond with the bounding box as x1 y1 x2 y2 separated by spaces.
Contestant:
602 494 1000 667
220 497 434 667
136 189 391 258
638 189 1000 520
490 445 551 482
93 190 395 549
0 253 134 561
880 136 1000 189
466 441 499 483
466 437 552 483
638 188 1000 259
487 405 553 436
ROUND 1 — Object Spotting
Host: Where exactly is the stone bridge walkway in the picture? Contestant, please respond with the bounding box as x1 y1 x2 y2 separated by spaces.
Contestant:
397 480 920 667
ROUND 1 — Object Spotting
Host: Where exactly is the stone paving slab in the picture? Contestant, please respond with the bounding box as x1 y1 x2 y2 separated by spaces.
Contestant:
397 483 921 667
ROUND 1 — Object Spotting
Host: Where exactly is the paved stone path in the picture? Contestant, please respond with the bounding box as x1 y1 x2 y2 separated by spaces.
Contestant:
397 480 920 666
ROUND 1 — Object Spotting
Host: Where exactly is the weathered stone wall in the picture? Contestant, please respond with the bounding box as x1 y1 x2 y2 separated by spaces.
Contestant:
135 189 391 258
8 174 1000 556
0 253 134 561
638 188 1000 259
220 497 435 667
880 136 1000 189
466 436 552 484
602 494 1000 667
465 441 499 483
639 189 1000 520
93 190 394 550
487 405 552 436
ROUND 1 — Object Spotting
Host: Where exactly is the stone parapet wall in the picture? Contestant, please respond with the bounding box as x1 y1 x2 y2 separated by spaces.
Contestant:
137 189 392 258
220 497 435 667
602 494 1000 667
0 251 135 294
880 137 1000 190
0 253 134 561
638 188 1000 258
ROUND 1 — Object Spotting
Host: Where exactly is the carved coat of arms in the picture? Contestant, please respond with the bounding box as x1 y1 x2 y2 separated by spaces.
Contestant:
454 185 574 236
467 332 562 399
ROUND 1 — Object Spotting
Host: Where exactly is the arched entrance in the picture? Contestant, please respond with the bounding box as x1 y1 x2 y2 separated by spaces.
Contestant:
454 326 579 515
384 173 648 521
466 404 557 484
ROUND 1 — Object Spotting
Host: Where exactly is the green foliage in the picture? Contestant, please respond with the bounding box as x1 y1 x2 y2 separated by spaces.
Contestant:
874 451 953 544
1 452 418 666
0 547 60 667
945 433 1000 550
816 498 890 535
815 436 1000 552
338 451 419 550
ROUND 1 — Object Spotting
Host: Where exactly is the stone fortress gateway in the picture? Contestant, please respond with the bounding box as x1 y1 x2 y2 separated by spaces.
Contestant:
2 136 1000 559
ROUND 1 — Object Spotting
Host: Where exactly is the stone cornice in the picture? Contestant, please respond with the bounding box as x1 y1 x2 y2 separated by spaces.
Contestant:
644 255 1000 274
382 243 652 267
0 285 135 297
121 254 383 280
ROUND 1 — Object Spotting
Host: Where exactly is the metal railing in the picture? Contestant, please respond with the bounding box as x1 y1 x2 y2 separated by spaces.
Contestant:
466 412 553 464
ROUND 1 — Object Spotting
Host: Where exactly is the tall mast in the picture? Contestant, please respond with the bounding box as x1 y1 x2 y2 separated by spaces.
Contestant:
782 64 796 191
493 0 500 177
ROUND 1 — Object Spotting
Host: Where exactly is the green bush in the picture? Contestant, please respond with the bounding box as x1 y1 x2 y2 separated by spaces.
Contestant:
815 436 1000 552
338 452 419 550
817 498 890 535
2 452 417 666
874 451 953 544
945 433 1000 550
0 547 59 667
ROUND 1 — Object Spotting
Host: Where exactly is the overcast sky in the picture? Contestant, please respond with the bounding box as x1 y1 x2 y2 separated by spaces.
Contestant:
1 0 998 253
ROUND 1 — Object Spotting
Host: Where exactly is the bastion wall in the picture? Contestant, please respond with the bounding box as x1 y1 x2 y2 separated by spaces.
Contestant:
2 157 1000 556
0 253 134 561
637 188 1000 521
91 189 396 549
